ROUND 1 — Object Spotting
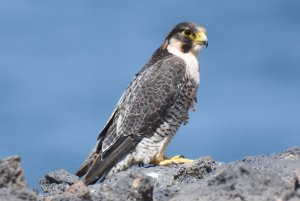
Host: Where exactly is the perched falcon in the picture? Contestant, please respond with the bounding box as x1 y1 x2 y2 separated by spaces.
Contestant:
76 22 208 185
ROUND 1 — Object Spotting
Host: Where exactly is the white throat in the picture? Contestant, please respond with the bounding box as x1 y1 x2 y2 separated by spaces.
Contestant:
167 38 200 85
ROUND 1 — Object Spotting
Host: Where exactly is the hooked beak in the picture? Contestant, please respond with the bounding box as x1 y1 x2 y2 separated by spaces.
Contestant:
195 31 208 47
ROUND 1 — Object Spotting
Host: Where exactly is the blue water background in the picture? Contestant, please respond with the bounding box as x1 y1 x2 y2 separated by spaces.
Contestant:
0 1 300 188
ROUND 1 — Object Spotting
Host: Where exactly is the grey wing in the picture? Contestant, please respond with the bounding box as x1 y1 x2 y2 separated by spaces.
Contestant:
100 56 187 157
82 56 187 184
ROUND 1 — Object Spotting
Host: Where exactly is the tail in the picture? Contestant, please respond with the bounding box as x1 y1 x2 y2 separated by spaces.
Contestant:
76 136 136 185
76 147 109 185
75 146 99 179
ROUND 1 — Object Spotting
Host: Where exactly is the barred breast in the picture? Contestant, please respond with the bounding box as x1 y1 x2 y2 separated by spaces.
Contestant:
108 77 198 175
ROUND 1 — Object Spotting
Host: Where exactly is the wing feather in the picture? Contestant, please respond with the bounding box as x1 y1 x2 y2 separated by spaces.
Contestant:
79 55 187 184
101 56 186 157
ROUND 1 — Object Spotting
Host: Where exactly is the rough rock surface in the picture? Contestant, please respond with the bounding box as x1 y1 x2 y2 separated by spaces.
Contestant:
0 156 39 201
0 156 27 189
39 169 79 196
1 147 300 200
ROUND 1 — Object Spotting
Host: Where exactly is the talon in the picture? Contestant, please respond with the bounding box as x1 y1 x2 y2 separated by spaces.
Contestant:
158 155 194 166
174 155 185 158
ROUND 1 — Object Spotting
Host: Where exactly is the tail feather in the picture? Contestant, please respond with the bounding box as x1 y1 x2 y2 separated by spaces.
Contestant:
76 148 98 178
79 136 135 185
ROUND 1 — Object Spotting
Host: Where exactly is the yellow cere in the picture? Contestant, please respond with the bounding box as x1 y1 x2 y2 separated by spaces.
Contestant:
194 31 207 43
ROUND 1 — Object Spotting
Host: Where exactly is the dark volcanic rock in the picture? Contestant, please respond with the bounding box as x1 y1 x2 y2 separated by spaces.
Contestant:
172 164 291 201
0 188 38 201
2 147 300 201
91 171 154 201
97 156 216 201
241 146 300 184
0 156 27 189
39 169 79 196
0 156 38 201
173 156 216 182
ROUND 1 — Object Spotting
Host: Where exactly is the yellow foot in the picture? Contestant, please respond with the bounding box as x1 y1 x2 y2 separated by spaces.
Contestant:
159 155 194 166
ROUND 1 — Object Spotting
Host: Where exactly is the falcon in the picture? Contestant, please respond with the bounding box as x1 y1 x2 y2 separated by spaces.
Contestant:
76 22 208 185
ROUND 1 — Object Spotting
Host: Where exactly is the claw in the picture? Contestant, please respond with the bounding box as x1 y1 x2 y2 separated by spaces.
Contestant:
159 155 194 166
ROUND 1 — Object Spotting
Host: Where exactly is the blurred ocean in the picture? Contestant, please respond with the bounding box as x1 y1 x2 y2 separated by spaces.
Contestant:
0 1 299 189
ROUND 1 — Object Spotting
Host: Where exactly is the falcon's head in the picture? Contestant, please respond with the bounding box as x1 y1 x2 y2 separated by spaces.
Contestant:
163 22 208 55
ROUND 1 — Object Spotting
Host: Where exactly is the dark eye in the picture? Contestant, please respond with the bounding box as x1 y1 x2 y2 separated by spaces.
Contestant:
184 30 192 36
